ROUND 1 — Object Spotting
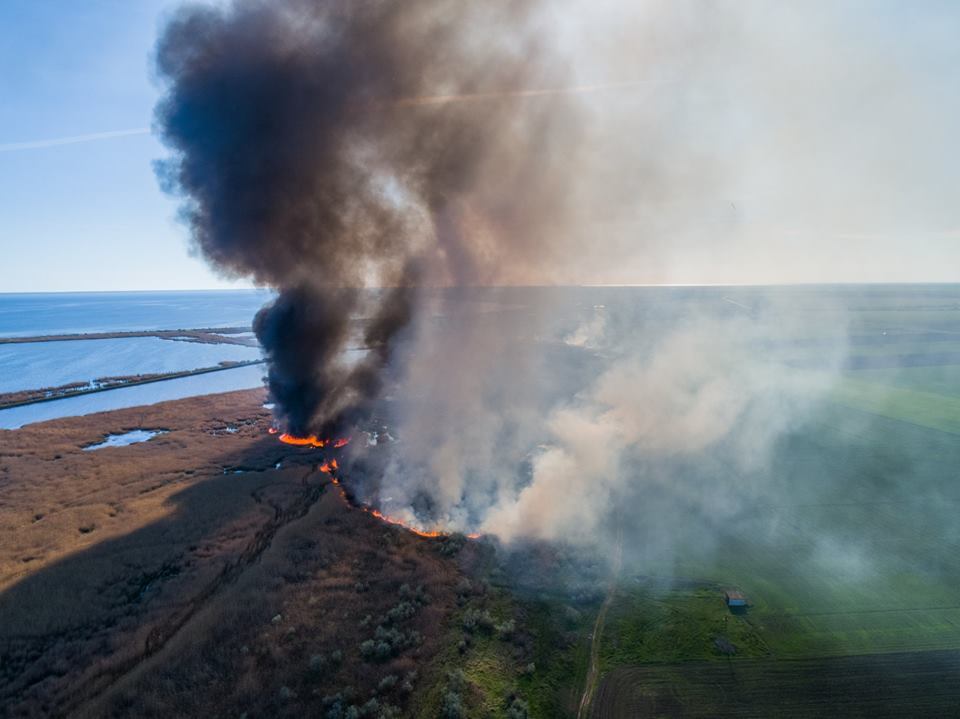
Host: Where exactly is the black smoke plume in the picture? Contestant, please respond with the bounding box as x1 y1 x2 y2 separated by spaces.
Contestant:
153 0 578 436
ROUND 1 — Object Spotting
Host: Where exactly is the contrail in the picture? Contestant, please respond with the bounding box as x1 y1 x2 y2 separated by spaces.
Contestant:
0 127 149 153
0 79 649 154
394 80 658 107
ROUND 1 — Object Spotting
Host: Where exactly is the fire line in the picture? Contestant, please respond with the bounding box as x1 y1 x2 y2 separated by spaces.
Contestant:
273 430 480 540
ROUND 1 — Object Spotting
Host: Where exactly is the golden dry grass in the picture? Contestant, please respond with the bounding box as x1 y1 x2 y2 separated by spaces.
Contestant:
0 389 467 718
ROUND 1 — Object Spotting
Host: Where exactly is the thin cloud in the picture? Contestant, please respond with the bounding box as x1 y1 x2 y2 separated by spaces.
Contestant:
0 127 149 153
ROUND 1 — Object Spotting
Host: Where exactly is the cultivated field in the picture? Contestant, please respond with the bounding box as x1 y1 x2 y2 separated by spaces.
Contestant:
591 650 960 718
587 289 960 717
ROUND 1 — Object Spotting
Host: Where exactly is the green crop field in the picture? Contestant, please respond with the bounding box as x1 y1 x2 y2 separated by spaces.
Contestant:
584 307 960 717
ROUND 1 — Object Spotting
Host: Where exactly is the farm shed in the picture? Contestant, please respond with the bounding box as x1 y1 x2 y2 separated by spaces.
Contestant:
724 590 747 607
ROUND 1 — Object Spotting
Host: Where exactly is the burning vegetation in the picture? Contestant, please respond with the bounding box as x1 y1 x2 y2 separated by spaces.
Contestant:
271 429 481 540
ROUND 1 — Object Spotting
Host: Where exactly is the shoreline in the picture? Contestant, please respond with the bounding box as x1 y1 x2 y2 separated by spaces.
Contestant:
0 360 266 410
0 327 255 346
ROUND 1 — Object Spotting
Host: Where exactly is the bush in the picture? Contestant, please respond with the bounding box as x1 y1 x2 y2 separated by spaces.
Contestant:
358 698 379 717
506 697 529 719
438 534 466 557
360 639 393 662
377 674 398 694
496 619 516 640
462 609 494 634
440 691 465 719
323 693 350 719
383 600 417 625
399 583 431 605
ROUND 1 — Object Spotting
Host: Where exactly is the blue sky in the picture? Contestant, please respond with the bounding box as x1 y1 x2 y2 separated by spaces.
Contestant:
2 1 959 291
0 0 242 292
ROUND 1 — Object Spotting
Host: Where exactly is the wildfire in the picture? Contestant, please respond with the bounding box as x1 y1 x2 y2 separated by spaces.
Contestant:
269 429 479 540
318 458 339 474
364 508 481 540
365 508 445 538
278 433 350 448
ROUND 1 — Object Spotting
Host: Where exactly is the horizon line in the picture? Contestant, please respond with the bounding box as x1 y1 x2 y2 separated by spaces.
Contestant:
3 280 960 296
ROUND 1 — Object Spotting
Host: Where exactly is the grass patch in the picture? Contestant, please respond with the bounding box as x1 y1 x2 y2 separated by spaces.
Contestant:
830 377 960 434
598 587 768 670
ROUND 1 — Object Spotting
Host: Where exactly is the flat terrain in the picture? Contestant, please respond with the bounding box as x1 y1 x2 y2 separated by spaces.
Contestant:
5 287 960 718
591 650 960 718
583 294 960 718
0 390 476 718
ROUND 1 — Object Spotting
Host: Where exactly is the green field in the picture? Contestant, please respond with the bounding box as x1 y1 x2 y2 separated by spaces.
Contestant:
584 305 960 717
412 290 960 718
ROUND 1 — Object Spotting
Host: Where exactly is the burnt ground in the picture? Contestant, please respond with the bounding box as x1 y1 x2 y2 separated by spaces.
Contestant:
0 390 470 718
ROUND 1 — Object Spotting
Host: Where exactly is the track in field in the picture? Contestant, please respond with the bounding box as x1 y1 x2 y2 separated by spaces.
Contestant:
590 649 960 718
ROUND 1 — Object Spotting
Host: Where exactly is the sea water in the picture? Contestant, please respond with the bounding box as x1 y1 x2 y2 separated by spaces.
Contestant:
0 336 262 393
0 363 266 429
0 289 273 338
0 290 271 428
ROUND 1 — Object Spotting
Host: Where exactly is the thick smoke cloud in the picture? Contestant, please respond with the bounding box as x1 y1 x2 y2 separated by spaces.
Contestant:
153 0 954 575
154 0 580 435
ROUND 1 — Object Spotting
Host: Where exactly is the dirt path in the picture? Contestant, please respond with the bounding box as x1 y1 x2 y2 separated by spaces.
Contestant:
577 529 622 719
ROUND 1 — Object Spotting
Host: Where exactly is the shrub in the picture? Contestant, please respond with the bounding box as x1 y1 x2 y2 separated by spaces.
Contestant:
360 639 393 662
496 619 516 640
440 691 465 719
383 600 417 625
358 698 379 717
400 670 417 694
399 583 431 605
455 578 473 596
377 674 398 694
438 534 466 557
506 697 529 719
462 609 494 634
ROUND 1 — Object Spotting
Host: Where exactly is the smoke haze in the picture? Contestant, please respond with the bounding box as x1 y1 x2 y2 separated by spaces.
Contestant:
155 1 956 569
154 0 582 435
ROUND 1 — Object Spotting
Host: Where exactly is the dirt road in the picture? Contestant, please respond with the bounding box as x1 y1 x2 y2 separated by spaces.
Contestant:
577 529 622 719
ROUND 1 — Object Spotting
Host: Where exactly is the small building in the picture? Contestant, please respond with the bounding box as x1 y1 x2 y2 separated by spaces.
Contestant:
724 590 747 608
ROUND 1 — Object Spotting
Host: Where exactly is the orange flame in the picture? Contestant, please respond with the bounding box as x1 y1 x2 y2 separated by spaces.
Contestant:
363 508 482 540
279 433 327 447
366 508 445 538
277 433 351 448
271 430 478 539
318 458 339 474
